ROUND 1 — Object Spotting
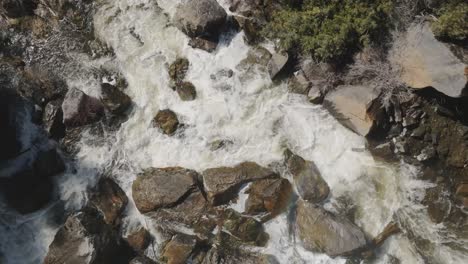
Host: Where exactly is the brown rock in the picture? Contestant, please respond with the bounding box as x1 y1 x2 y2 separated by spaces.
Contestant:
176 82 197 101
202 162 278 205
153 110 179 135
456 183 468 197
189 37 218 53
125 227 152 253
132 167 198 213
245 178 293 220
169 58 189 85
90 178 128 226
223 209 267 245
162 234 197 264
100 83 132 114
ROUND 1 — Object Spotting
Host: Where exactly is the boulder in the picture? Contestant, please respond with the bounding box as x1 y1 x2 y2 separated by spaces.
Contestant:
288 72 311 95
173 0 227 38
161 233 197 264
176 82 197 101
100 83 132 115
285 151 329 203
202 162 278 205
44 207 133 264
267 52 288 79
296 200 368 257
125 227 152 253
189 37 218 53
245 178 293 220
42 99 65 139
132 167 198 213
323 85 381 137
391 22 467 98
198 246 278 264
169 58 189 85
223 209 267 245
152 110 179 135
62 88 104 127
90 178 128 226
129 256 157 264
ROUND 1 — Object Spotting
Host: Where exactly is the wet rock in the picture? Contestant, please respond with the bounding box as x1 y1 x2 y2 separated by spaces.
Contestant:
148 190 216 238
370 142 395 161
169 58 189 85
391 22 467 97
285 151 329 203
44 207 133 264
43 100 66 139
288 71 311 95
245 178 293 220
267 52 288 79
372 222 401 247
411 126 426 138
209 139 234 151
132 167 198 213
161 233 197 264
308 87 324 104
129 256 157 264
189 37 218 53
173 0 227 38
238 46 272 69
323 85 381 137
202 162 278 205
152 109 179 135
223 209 267 245
90 178 128 226
198 246 278 264
416 146 436 162
176 82 197 101
296 200 367 257
125 227 152 253
62 88 104 127
100 83 132 115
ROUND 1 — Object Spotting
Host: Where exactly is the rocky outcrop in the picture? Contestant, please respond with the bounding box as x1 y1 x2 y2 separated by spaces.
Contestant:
152 110 179 135
161 233 198 264
285 151 329 203
44 207 133 264
176 82 197 101
296 200 367 257
323 85 383 137
202 162 278 205
62 88 104 127
100 83 132 115
90 178 128 226
173 0 227 39
245 178 293 220
391 22 467 98
132 167 198 213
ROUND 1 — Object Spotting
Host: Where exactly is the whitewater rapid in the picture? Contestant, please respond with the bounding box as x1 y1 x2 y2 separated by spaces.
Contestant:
1 0 467 263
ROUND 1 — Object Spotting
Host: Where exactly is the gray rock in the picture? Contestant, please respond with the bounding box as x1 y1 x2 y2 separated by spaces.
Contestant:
323 85 380 136
296 200 367 257
285 151 329 203
267 52 288 79
176 82 197 101
189 37 218 52
62 88 104 127
100 83 132 114
411 126 426 138
173 0 227 38
202 162 278 205
129 256 157 264
43 100 65 139
288 71 311 95
132 167 198 213
391 22 467 97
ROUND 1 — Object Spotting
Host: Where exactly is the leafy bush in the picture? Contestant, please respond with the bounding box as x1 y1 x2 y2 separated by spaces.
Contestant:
432 1 468 41
262 0 394 63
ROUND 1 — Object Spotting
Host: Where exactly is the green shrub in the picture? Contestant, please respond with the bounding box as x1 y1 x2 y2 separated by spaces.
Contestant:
432 1 468 41
262 0 394 63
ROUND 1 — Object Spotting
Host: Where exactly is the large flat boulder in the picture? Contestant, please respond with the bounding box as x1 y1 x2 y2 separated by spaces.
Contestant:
323 85 381 136
173 0 227 39
296 200 367 257
202 162 278 205
132 167 198 213
391 22 467 98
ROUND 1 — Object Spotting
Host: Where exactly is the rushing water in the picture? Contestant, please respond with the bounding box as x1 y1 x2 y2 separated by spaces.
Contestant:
0 0 467 263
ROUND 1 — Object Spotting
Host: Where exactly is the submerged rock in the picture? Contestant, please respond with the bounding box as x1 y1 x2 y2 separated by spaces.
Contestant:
62 88 104 127
176 82 197 101
285 151 329 203
90 178 128 226
132 167 198 213
152 109 179 135
173 0 227 39
391 22 467 98
202 162 278 205
245 178 293 220
44 207 133 264
100 83 132 115
296 200 367 257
